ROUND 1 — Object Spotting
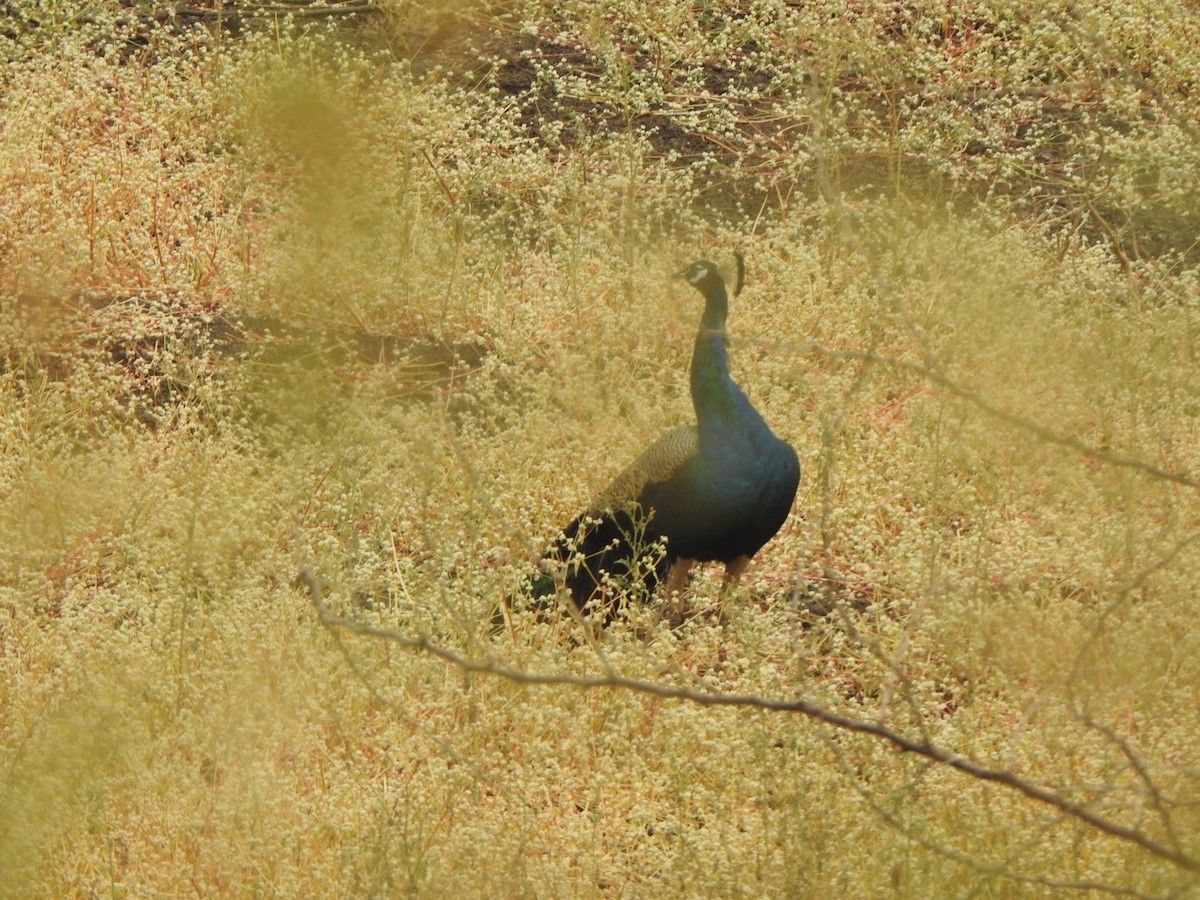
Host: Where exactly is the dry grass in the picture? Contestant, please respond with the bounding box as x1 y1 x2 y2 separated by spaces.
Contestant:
2 1 1199 895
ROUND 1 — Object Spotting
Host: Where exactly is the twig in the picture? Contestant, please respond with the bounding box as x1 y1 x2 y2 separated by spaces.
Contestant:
300 570 1200 874
1083 714 1183 857
743 339 1198 492
171 2 378 19
820 730 1165 898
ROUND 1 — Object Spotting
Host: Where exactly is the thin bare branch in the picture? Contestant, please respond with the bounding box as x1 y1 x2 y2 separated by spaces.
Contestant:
171 2 379 20
301 570 1200 875
1083 714 1183 855
742 339 1199 492
821 731 1166 898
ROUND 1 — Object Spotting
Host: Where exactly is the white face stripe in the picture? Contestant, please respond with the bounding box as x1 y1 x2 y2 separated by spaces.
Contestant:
687 265 709 285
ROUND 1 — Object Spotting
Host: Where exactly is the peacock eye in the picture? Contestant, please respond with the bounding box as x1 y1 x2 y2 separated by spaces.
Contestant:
688 266 708 284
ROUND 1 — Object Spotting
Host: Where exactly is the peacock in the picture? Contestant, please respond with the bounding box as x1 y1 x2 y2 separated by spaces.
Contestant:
511 256 800 623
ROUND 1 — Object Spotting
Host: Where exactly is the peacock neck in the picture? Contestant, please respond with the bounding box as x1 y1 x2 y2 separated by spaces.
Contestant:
699 281 728 331
690 305 761 441
691 329 729 409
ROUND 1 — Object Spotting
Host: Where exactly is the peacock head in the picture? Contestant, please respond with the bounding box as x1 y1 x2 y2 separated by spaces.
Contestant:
677 259 733 331
677 260 726 294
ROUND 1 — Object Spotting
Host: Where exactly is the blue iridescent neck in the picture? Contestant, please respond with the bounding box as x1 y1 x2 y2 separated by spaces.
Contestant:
699 279 729 332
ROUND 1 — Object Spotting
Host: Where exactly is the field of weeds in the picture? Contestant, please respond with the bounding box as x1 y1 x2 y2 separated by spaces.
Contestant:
2 0 1199 895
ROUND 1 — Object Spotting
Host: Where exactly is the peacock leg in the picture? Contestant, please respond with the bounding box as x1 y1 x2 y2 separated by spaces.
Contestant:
720 555 752 597
661 558 695 625
666 558 695 596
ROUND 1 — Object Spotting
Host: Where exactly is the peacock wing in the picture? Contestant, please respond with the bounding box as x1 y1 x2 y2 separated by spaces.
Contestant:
590 425 699 513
